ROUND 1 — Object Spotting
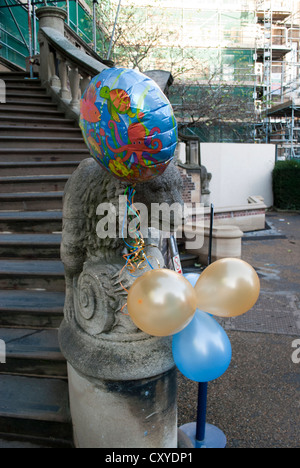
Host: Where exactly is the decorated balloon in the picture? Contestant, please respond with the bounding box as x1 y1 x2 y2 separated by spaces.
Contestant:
80 68 178 184
127 269 197 337
195 258 260 318
172 310 232 382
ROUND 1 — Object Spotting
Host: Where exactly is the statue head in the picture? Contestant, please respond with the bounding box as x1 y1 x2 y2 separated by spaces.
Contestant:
133 159 185 233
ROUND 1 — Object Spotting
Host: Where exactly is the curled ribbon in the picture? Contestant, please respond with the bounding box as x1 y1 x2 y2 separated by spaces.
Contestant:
120 186 154 280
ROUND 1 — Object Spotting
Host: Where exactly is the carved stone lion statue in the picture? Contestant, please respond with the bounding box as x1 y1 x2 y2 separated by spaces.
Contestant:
59 157 184 381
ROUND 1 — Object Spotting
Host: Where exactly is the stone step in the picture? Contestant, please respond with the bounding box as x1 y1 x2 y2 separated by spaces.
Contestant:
0 290 64 329
4 84 46 93
0 434 71 448
0 100 57 110
0 80 42 91
0 211 62 233
0 107 65 119
0 78 41 87
0 175 70 193
0 136 87 149
0 148 89 163
0 233 61 259
180 252 200 268
5 93 53 103
0 328 67 378
0 374 72 444
0 126 83 138
0 192 63 211
0 259 65 291
0 161 79 177
0 115 77 128
0 72 39 79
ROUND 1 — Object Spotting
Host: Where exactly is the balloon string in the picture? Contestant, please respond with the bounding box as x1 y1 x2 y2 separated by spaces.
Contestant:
119 185 155 300
121 186 154 273
119 187 164 315
120 302 129 316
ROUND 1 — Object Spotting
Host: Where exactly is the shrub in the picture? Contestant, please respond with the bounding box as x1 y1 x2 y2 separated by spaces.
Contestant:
273 159 300 210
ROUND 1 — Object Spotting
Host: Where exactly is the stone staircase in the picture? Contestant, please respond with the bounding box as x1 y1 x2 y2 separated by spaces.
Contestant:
0 71 90 448
0 69 197 448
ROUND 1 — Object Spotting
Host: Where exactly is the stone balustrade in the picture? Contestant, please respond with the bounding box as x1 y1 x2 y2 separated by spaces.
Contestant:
36 6 109 120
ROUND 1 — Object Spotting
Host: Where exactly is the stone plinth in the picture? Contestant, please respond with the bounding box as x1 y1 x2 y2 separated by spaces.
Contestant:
36 7 67 34
59 256 177 448
67 364 177 449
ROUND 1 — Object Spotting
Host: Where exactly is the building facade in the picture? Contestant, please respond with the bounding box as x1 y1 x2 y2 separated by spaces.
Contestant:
1 0 300 153
111 0 300 150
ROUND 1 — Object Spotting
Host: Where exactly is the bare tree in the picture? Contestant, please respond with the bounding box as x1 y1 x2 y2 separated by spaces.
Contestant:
89 0 258 141
92 0 175 71
169 60 258 141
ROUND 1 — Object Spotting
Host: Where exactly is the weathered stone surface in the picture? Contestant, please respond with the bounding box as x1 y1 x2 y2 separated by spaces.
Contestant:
59 158 184 380
36 7 67 35
68 364 177 449
59 319 174 381
59 156 184 448
40 27 107 77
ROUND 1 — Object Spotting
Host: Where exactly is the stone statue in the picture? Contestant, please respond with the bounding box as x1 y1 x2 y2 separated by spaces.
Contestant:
200 165 212 207
59 156 184 381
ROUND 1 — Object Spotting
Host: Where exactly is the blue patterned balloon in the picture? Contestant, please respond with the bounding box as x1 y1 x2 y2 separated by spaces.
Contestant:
80 68 178 183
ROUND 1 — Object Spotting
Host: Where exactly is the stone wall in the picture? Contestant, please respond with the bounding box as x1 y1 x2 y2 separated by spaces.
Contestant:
200 143 276 208
189 196 267 232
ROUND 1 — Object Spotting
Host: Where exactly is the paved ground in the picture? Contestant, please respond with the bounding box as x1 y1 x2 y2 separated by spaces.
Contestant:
177 211 300 448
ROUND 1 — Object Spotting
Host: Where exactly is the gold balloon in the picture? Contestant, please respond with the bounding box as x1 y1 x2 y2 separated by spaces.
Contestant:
127 269 197 337
195 258 260 318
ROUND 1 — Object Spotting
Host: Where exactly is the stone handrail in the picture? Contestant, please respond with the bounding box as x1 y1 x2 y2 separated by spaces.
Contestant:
41 27 107 107
35 7 175 122
63 22 112 66
36 6 110 121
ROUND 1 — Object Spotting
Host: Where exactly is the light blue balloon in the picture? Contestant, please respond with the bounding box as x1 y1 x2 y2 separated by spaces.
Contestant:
184 273 213 317
183 272 201 288
172 310 232 382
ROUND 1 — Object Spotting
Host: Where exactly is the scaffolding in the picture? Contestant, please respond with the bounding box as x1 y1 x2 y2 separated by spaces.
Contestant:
254 0 300 159
124 0 259 143
2 0 300 153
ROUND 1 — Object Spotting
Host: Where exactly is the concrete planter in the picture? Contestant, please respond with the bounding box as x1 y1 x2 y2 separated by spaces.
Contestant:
185 224 243 265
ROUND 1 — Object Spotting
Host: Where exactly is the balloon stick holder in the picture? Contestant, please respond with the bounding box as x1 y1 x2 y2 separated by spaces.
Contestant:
179 382 226 448
179 205 226 448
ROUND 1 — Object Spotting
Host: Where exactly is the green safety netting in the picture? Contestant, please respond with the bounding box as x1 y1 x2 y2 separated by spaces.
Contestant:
0 0 106 68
